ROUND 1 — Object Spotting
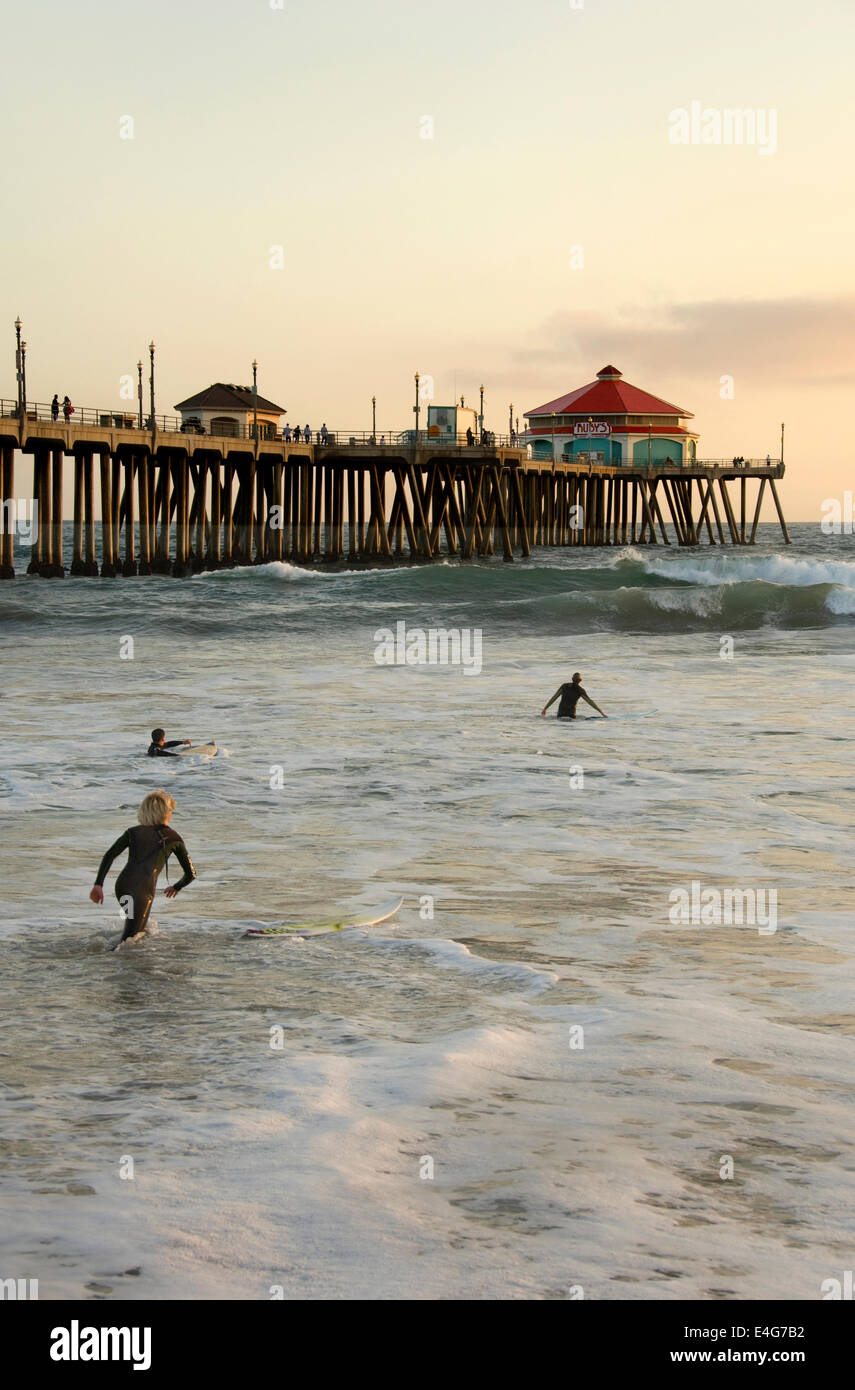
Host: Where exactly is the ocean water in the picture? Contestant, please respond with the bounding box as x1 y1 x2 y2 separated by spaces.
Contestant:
1 522 854 1301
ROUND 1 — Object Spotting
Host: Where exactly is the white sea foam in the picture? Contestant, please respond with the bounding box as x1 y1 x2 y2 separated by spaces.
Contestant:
639 585 723 617
636 548 855 589
380 934 560 992
824 586 855 613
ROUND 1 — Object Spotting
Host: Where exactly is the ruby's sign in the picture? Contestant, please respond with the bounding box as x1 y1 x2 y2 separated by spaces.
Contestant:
574 421 611 437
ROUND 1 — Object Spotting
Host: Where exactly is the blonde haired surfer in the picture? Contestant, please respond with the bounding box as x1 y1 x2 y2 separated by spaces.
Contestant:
90 791 197 944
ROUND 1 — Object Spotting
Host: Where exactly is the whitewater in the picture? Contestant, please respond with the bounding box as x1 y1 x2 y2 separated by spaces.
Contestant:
1 522 853 1300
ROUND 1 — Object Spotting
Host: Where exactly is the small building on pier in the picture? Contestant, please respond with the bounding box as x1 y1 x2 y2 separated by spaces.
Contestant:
427 403 479 443
175 383 286 440
524 365 698 466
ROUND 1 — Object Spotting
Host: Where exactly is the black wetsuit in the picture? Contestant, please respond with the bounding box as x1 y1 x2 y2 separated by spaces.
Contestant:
95 824 196 941
557 682 588 718
147 741 184 757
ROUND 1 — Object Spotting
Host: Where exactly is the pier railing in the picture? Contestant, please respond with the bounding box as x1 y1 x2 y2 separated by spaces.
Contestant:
0 400 524 449
0 398 185 433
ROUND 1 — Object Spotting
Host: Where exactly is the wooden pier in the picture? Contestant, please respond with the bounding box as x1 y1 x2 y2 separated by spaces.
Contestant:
0 414 789 578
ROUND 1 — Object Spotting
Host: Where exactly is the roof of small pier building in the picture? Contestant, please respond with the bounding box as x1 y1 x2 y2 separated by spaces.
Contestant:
524 366 698 465
174 383 286 439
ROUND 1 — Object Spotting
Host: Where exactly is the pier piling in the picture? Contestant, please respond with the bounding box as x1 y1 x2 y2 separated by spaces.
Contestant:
0 410 790 578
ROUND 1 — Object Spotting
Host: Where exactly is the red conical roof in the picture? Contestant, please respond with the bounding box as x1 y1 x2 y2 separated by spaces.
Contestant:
526 366 692 419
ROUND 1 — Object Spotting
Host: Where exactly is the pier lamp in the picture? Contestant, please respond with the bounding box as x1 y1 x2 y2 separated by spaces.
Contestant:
371 395 376 443
551 412 557 466
252 359 258 441
647 423 652 468
479 383 484 438
148 342 156 430
14 317 22 418
509 402 513 440
137 361 143 428
414 372 420 441
21 340 27 420
780 422 785 467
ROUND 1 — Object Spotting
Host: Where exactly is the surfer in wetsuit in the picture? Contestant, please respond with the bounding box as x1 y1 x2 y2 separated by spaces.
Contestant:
89 790 197 945
147 727 191 757
541 673 607 720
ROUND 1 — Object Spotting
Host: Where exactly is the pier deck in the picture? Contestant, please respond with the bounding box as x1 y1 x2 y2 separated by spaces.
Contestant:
0 412 789 578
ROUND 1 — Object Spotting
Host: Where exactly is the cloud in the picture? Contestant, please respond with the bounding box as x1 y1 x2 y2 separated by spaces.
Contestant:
511 295 855 389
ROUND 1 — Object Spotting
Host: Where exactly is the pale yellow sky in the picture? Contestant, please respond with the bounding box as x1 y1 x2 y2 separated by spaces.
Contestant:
3 0 853 520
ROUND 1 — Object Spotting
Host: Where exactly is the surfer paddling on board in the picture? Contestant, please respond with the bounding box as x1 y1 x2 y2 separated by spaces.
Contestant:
147 727 192 757
90 790 197 946
541 673 608 720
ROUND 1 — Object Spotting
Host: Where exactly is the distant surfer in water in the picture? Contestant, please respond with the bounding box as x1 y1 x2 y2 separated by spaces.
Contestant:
541 673 607 720
147 727 192 757
90 790 197 945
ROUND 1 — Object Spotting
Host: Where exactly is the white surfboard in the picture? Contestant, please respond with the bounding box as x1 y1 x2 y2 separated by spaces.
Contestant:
243 896 404 939
176 742 218 757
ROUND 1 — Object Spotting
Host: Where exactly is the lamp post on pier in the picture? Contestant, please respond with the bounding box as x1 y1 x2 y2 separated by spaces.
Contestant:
509 402 513 441
414 372 420 443
20 339 27 421
647 423 652 468
137 361 143 428
148 342 156 433
780 421 785 467
252 359 258 443
479 383 484 440
371 395 376 444
14 317 23 420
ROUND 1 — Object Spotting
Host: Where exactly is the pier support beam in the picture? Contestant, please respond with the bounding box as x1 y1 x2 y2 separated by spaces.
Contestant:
27 448 48 575
0 442 14 578
138 455 152 574
99 451 116 576
768 477 791 544
123 457 137 575
51 447 65 576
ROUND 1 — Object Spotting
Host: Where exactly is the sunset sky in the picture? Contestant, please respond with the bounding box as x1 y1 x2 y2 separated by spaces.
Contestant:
3 0 853 519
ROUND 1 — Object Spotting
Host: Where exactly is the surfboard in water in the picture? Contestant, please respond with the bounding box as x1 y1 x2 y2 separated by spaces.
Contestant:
566 710 659 722
242 897 404 938
176 742 218 757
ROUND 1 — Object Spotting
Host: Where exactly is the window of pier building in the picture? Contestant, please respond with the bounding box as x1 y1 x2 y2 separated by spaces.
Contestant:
210 416 240 437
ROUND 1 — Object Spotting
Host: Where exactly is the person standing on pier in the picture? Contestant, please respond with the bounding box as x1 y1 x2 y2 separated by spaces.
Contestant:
304 423 311 444
293 425 301 442
541 673 607 720
51 394 60 421
62 395 73 423
283 423 291 442
321 422 328 445
90 789 197 946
